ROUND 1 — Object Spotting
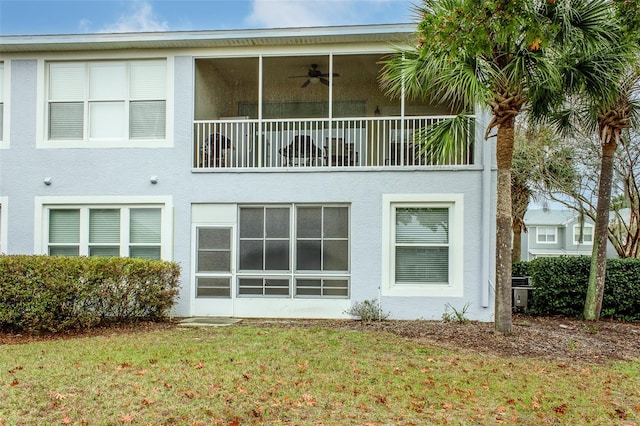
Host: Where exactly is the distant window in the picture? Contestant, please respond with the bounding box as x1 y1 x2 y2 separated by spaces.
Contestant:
573 224 594 245
47 60 166 142
536 226 557 244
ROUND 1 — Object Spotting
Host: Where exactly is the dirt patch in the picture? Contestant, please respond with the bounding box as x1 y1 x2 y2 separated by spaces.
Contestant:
2 316 638 364
236 315 640 364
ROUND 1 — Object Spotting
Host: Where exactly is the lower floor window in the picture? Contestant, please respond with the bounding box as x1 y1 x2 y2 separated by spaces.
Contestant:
47 206 162 259
194 203 350 299
382 194 464 297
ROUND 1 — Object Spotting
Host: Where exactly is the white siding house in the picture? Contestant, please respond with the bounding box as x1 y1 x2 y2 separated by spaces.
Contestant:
0 24 497 321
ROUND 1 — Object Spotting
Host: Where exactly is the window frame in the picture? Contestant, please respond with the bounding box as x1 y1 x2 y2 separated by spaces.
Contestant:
39 57 173 149
194 225 234 298
381 194 464 297
573 223 594 245
35 196 173 260
0 62 8 148
536 226 557 244
234 203 351 299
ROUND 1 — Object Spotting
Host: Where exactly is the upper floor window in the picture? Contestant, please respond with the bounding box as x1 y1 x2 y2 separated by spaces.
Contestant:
47 60 166 143
573 224 594 245
536 226 557 244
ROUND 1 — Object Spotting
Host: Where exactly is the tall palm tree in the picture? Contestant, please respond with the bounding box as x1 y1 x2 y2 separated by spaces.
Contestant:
538 1 640 320
380 0 620 333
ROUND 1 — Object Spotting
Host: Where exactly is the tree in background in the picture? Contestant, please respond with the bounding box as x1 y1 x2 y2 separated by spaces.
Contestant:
533 126 640 259
380 0 619 333
537 1 640 320
511 123 577 262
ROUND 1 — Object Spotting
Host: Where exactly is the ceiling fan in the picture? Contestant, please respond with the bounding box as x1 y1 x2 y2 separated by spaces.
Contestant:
288 64 339 88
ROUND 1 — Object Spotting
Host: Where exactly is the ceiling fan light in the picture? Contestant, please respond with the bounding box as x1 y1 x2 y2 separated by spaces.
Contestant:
310 77 320 84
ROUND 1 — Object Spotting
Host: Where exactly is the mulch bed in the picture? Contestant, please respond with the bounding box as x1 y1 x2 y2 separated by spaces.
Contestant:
2 315 638 364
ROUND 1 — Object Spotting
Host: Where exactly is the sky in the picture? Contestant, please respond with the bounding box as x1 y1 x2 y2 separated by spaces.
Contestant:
0 0 418 36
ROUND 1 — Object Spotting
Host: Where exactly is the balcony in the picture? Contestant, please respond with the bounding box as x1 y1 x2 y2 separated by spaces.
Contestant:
193 115 474 170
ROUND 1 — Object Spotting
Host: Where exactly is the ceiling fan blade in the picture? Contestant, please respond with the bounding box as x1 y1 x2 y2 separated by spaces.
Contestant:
320 73 340 78
288 75 309 78
301 80 311 88
320 78 330 86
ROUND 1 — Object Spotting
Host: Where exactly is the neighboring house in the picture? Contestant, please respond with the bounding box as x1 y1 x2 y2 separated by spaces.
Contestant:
520 208 598 260
0 24 497 320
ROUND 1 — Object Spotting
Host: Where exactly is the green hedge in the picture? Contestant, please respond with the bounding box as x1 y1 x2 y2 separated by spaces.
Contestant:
524 256 640 320
0 255 181 333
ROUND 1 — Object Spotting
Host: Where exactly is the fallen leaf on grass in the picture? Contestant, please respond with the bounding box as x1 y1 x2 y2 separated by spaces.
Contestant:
301 393 316 406
553 404 567 415
61 416 72 424
10 379 19 386
119 413 135 422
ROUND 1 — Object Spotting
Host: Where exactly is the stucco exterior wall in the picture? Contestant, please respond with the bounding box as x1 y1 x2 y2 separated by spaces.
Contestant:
0 40 496 322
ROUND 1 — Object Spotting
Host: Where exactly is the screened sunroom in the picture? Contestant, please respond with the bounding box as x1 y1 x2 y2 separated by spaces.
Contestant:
193 54 473 170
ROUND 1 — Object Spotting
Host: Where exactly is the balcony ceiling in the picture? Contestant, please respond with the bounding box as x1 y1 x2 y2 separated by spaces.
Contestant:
0 23 415 53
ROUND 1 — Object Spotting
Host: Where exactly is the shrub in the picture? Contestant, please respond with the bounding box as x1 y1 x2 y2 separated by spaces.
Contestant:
512 261 531 277
344 299 390 322
525 256 640 320
0 255 181 333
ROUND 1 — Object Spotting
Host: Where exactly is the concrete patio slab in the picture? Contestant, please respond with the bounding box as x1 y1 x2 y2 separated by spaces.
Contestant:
178 317 242 327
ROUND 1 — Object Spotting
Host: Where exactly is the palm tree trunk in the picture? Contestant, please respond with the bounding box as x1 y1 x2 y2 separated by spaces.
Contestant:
495 116 515 334
512 223 522 263
584 140 617 320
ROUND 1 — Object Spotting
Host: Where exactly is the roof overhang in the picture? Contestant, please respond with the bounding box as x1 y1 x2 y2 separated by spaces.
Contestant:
0 23 416 54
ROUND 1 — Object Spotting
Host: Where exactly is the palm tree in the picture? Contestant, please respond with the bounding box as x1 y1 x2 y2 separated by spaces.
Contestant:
537 2 640 320
380 0 620 333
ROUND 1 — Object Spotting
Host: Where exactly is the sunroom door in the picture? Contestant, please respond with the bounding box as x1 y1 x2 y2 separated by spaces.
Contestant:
192 225 235 316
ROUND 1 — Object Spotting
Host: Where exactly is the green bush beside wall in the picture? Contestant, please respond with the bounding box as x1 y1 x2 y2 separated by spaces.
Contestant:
0 255 181 333
524 256 640 320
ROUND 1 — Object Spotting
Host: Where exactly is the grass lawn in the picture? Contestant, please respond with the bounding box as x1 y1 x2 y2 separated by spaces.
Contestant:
1 324 639 425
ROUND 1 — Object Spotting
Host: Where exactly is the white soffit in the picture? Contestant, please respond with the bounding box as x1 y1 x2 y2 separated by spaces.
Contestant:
0 24 415 53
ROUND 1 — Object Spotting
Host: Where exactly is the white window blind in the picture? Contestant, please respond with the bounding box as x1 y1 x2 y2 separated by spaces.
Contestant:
130 208 161 259
130 61 166 99
130 101 166 139
89 209 120 256
395 207 449 284
89 62 126 100
49 103 84 140
49 63 85 100
89 102 125 139
49 209 80 256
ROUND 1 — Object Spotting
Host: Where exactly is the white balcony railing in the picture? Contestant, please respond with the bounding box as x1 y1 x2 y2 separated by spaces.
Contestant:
193 116 474 170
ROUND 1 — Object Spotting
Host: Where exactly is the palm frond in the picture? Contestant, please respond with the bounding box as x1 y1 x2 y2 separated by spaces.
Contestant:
412 114 476 165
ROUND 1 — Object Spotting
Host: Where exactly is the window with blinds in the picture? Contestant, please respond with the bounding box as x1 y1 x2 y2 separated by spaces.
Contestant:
49 209 81 256
394 207 449 284
47 206 162 259
536 226 557 244
47 60 166 141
